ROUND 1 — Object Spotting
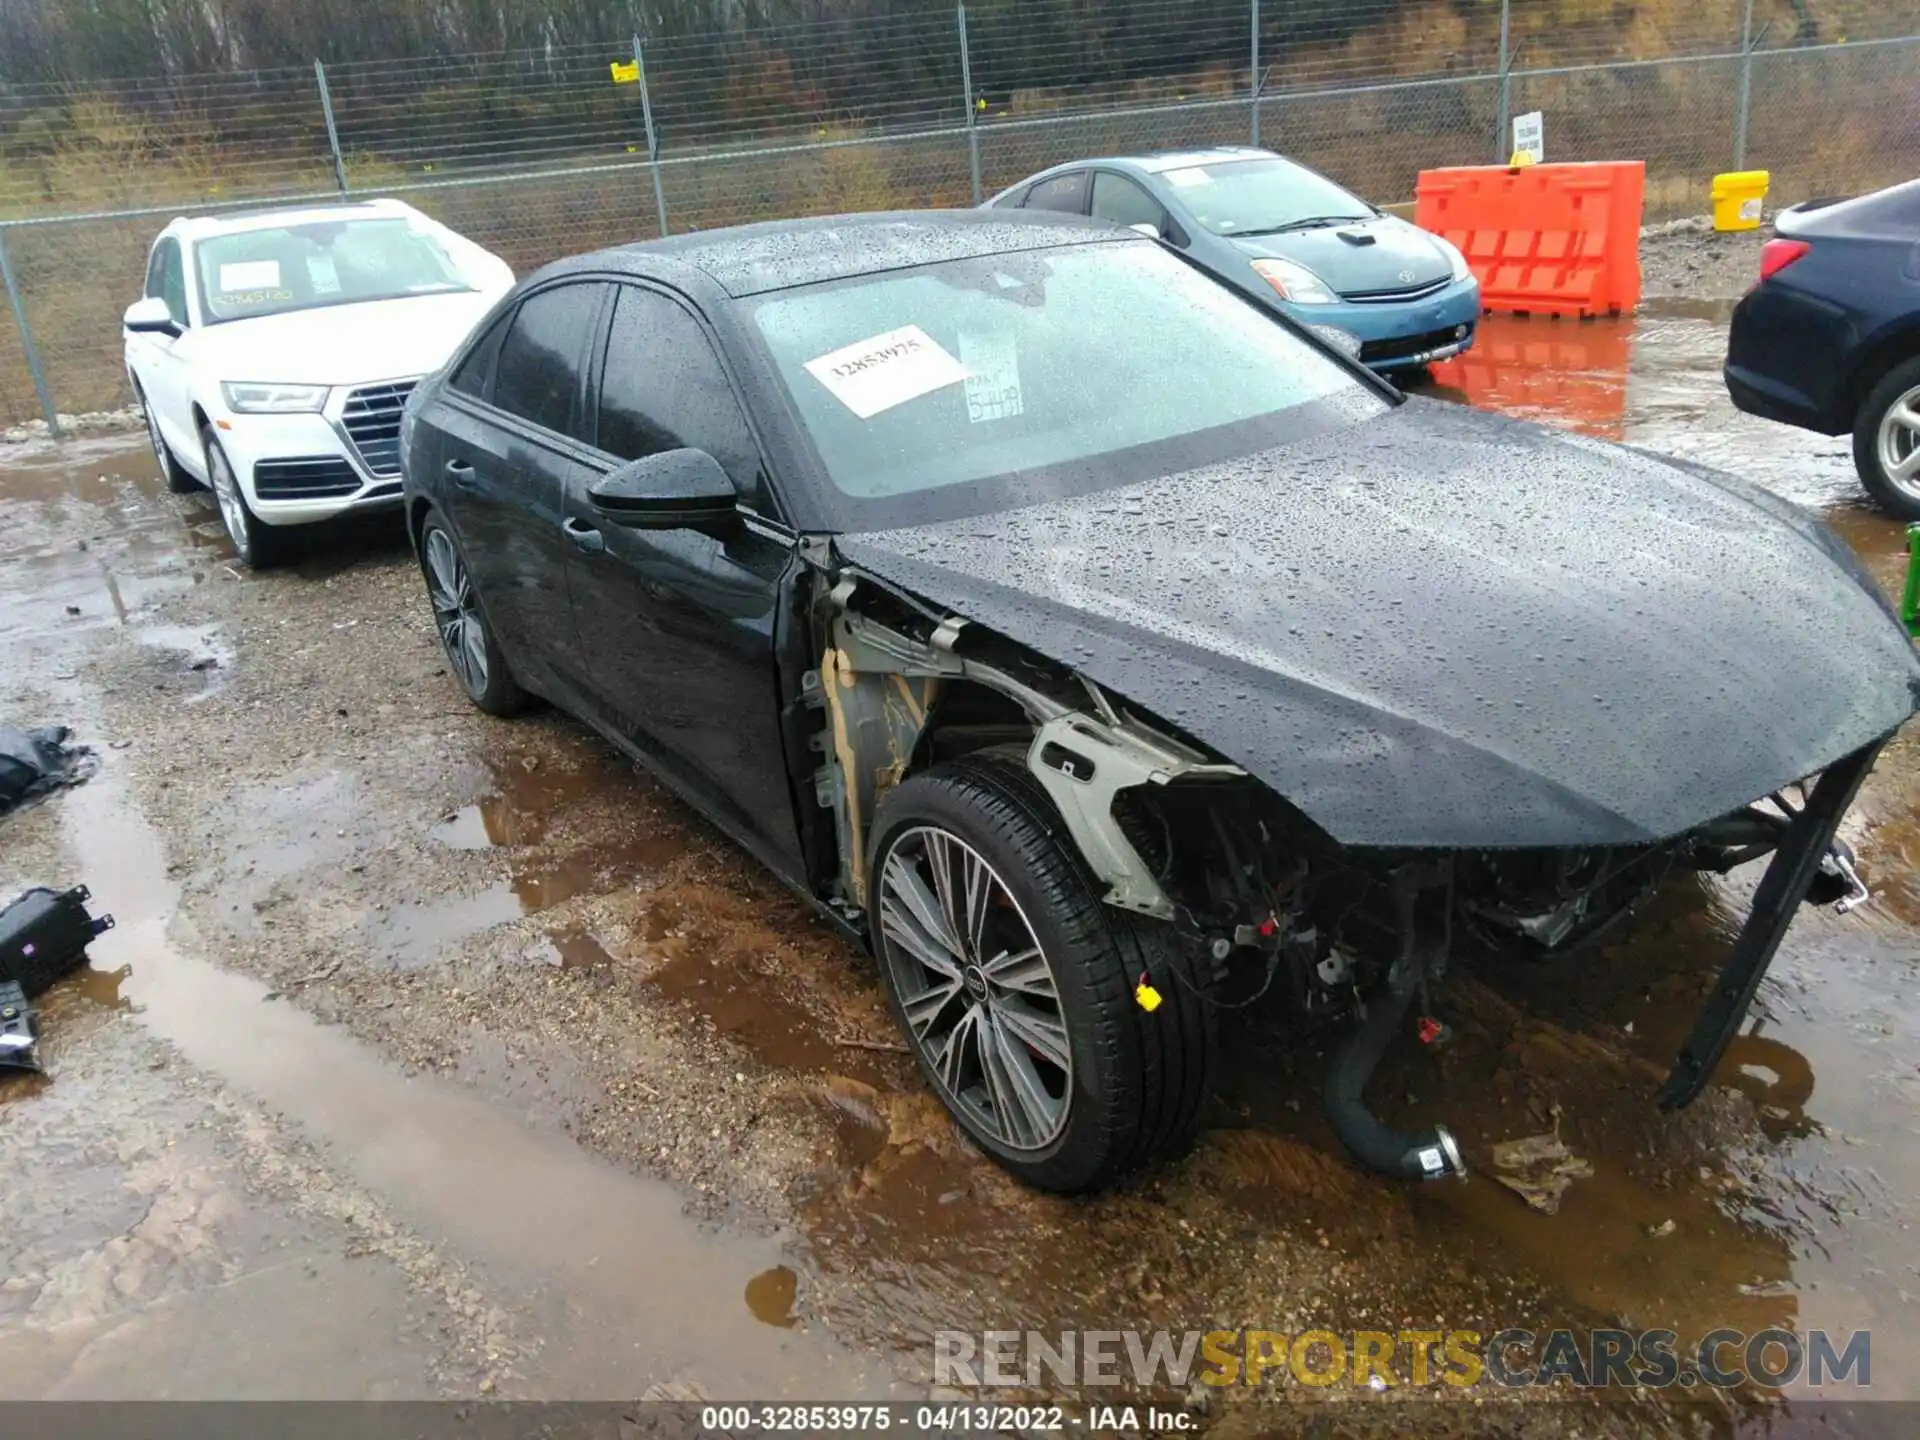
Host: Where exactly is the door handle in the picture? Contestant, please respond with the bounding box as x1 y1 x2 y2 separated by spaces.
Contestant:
562 517 606 555
445 458 479 491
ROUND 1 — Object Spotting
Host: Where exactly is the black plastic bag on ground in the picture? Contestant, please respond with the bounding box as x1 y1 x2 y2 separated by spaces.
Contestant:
0 725 95 819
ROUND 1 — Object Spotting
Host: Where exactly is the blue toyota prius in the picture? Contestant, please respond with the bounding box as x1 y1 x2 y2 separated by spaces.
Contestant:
986 146 1481 373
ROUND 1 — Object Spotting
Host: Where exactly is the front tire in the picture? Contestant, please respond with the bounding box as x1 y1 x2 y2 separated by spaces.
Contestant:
1852 356 1920 520
418 516 530 717
202 427 294 569
867 752 1215 1193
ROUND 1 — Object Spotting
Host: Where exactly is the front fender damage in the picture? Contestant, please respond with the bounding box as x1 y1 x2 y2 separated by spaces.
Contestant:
805 560 1896 1188
810 573 1238 919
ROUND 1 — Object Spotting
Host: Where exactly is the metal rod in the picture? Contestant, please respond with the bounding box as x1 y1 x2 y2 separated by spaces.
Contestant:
1658 741 1881 1109
958 3 981 205
1249 0 1261 146
634 33 670 238
314 60 349 194
1495 0 1512 162
1734 0 1757 170
0 228 59 435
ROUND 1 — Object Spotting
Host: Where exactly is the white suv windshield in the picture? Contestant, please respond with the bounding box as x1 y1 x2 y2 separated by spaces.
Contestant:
750 240 1375 509
195 217 474 324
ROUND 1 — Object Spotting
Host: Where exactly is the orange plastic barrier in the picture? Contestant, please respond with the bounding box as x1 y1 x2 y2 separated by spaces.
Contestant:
1415 161 1644 318
1426 313 1633 441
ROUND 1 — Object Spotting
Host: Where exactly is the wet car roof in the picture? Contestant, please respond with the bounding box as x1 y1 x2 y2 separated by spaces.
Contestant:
552 210 1131 298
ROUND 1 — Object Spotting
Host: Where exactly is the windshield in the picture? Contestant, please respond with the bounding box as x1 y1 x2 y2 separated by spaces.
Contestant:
1159 157 1374 237
194 217 475 324
749 241 1382 527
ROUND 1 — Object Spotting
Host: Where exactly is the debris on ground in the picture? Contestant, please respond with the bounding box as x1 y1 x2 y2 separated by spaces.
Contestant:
1489 1109 1594 1215
0 725 97 818
0 980 40 1074
0 884 115 996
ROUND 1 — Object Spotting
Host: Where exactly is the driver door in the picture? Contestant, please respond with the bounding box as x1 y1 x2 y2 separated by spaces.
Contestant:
561 282 802 868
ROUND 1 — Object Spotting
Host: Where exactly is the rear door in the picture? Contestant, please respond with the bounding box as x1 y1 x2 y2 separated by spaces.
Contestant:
562 281 803 867
430 279 608 695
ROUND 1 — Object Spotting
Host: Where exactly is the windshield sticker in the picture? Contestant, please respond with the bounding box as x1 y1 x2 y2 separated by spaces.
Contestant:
1163 167 1209 188
217 260 281 292
958 330 1023 423
305 255 342 294
803 325 969 420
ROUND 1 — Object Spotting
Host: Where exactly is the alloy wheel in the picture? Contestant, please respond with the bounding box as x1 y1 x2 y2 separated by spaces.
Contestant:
1876 381 1920 500
877 825 1072 1152
424 528 489 698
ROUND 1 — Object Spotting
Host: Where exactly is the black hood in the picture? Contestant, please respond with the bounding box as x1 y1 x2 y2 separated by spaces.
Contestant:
839 398 1920 849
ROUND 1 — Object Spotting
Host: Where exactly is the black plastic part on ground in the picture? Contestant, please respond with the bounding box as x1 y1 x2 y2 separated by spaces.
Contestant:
0 724 94 818
0 980 40 1074
0 885 114 998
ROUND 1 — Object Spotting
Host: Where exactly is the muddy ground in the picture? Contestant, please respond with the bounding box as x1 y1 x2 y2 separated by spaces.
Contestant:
4 232 1918 1435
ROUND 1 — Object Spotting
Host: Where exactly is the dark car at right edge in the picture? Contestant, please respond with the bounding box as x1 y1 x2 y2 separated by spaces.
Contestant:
1725 178 1920 517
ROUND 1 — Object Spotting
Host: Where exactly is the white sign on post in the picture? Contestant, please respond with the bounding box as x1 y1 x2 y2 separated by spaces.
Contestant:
1511 111 1545 166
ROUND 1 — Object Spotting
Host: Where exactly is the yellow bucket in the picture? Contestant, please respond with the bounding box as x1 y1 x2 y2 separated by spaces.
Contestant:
1711 170 1770 231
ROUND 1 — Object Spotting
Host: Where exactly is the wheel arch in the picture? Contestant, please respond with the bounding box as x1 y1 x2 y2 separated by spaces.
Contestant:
813 572 1246 929
1841 317 1920 424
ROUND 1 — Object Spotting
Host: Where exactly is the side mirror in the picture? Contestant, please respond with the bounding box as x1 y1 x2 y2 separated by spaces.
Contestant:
587 448 738 532
123 296 180 337
1128 222 1163 240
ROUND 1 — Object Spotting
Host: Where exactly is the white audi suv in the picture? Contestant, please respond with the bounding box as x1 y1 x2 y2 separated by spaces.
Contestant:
123 197 513 567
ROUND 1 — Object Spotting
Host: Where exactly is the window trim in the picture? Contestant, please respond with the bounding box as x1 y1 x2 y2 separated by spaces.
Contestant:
1023 169 1092 217
584 277 789 527
146 237 192 329
447 308 513 407
470 278 612 447
1091 169 1191 247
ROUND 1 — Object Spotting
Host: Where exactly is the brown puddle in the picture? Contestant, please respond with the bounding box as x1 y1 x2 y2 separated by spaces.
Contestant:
639 885 870 1075
42 754 900 1401
745 1265 800 1327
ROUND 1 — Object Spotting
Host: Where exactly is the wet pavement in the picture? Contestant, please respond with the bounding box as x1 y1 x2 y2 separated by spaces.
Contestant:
1 301 1917 1430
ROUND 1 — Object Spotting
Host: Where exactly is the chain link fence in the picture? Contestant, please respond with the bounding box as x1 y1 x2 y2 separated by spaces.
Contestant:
2 0 1916 428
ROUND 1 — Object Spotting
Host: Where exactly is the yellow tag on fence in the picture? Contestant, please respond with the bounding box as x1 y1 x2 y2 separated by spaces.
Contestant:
610 60 639 85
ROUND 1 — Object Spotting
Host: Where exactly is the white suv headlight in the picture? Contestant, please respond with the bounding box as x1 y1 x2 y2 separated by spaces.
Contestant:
221 381 330 414
1433 235 1473 283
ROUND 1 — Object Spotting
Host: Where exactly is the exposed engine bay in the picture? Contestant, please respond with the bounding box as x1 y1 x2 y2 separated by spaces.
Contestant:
805 565 1882 1182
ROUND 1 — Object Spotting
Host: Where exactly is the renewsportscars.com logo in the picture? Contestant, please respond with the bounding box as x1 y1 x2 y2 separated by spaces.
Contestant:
934 1327 1872 1391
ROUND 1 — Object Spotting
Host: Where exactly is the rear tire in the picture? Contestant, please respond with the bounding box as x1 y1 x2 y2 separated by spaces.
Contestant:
418 515 531 717
867 751 1215 1193
202 427 295 570
1852 356 1920 521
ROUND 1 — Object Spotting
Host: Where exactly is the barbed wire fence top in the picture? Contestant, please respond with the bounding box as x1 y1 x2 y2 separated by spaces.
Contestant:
1 0 1916 428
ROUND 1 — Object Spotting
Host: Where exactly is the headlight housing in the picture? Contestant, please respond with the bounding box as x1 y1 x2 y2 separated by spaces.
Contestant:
1432 234 1474 283
221 381 330 414
1251 257 1337 305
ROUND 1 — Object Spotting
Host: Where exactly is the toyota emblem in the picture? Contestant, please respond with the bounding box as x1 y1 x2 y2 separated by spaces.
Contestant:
1397 269 1416 283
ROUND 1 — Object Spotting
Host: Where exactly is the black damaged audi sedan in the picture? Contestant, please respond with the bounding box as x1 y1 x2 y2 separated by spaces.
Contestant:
400 211 1918 1193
